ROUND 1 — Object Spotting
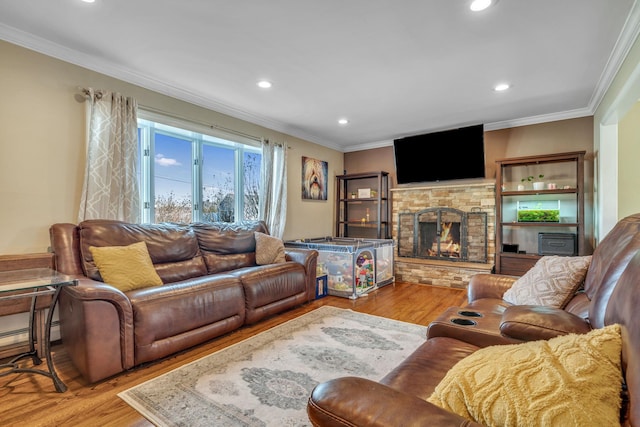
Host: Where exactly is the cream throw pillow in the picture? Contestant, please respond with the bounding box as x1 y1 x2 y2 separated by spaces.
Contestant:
503 255 591 308
427 324 622 427
255 231 286 265
89 241 163 292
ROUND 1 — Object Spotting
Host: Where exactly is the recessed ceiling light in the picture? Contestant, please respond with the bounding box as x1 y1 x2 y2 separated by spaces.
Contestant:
338 118 349 125
81 0 96 3
470 0 494 11
257 80 272 89
494 83 510 91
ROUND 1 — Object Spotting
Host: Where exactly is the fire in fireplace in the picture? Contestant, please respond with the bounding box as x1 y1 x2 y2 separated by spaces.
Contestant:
420 221 461 258
397 207 488 263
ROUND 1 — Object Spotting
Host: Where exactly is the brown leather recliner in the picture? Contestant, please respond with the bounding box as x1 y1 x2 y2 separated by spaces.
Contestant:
308 224 640 426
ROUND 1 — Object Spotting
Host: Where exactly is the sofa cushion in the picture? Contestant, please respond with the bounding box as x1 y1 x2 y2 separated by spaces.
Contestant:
127 274 246 364
233 262 308 324
255 231 286 265
502 255 592 308
193 221 267 274
427 324 623 427
381 337 480 401
89 241 163 292
79 219 207 283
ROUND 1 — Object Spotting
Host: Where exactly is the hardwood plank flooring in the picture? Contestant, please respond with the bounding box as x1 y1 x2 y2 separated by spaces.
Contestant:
0 282 466 427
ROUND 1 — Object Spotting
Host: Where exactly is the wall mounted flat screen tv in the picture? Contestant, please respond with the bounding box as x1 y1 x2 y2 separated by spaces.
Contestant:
394 124 485 184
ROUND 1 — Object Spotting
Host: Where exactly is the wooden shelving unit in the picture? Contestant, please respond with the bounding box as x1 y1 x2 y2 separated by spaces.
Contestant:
335 171 390 239
495 151 586 275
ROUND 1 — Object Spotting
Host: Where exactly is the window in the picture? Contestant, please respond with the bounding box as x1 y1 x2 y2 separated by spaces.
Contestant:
137 115 261 224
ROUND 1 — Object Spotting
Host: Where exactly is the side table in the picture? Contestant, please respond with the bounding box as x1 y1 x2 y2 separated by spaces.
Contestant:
0 268 77 392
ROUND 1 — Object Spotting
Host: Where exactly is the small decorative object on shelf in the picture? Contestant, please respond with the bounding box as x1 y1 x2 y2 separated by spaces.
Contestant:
521 174 545 190
358 188 372 198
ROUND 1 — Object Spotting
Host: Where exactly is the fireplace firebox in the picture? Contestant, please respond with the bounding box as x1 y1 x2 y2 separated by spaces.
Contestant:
398 207 487 263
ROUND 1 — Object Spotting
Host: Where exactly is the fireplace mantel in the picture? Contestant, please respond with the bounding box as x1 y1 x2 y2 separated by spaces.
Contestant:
391 180 496 193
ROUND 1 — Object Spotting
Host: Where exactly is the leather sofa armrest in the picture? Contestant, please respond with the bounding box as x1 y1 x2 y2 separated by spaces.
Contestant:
59 276 136 382
62 276 134 338
285 248 319 302
500 305 592 341
308 377 482 427
467 273 518 302
285 247 318 267
64 276 132 305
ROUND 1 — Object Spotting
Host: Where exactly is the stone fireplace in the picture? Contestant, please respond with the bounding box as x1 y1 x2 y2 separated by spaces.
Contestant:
392 182 495 288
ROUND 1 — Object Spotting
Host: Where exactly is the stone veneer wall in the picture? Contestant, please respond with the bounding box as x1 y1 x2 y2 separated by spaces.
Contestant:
391 182 496 289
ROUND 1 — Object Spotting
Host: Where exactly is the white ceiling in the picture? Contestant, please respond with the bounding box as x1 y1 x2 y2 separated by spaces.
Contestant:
1 0 638 152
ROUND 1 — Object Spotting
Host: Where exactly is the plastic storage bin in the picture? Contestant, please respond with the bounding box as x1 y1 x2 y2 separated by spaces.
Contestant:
284 237 394 299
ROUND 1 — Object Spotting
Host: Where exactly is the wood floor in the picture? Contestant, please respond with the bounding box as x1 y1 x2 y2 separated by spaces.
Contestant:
0 282 466 427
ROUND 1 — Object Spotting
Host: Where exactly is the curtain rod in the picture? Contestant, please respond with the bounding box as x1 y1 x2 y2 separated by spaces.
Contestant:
79 87 103 99
139 105 262 143
77 87 262 142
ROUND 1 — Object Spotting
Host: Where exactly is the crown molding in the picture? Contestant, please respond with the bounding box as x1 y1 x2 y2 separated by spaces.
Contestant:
345 105 595 152
342 139 395 153
3 1 640 154
0 23 341 149
589 0 640 113
483 107 593 131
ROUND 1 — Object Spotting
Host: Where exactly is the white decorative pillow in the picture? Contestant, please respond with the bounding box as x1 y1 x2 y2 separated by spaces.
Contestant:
503 255 591 308
254 231 287 265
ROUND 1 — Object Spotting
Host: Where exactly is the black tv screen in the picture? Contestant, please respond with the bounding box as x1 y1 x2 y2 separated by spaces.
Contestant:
393 124 485 184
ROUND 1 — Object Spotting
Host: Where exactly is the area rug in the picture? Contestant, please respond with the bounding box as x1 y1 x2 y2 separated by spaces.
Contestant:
118 306 427 427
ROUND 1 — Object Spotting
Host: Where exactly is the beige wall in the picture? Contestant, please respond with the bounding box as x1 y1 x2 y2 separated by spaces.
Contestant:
0 40 342 254
594 30 640 238
618 101 640 219
345 118 593 187
344 117 595 249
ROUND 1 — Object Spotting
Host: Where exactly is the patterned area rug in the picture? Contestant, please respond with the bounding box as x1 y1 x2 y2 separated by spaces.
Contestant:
118 306 427 426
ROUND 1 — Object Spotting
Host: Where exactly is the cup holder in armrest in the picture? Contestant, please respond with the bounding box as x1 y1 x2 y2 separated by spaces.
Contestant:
451 318 477 326
458 310 483 318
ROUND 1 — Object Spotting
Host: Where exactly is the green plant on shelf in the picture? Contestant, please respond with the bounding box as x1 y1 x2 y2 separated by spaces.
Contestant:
521 174 544 183
517 209 560 222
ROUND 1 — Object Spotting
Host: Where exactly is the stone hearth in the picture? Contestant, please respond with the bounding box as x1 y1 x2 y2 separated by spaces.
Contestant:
391 182 496 289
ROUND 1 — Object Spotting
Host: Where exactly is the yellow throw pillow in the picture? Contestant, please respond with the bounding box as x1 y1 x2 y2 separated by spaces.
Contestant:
255 231 287 265
89 241 163 292
503 255 592 308
427 324 622 427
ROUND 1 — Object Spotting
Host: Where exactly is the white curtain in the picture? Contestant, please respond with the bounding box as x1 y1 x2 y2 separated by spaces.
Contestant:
78 89 140 222
259 138 288 238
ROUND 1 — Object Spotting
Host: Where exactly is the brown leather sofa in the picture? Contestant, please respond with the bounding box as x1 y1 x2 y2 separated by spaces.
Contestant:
308 214 640 426
50 219 318 383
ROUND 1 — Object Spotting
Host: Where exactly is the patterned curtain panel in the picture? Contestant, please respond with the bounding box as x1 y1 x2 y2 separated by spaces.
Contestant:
259 138 288 238
78 88 140 222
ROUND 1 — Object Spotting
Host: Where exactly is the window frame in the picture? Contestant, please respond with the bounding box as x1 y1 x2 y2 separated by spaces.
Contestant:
137 110 262 224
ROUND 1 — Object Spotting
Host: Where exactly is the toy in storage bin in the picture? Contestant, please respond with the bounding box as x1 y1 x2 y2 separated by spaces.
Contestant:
284 237 394 299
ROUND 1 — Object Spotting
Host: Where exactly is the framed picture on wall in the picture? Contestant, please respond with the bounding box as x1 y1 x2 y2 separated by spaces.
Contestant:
302 156 328 200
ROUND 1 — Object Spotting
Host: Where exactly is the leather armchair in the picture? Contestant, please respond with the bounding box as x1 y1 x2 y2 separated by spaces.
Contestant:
308 228 640 426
